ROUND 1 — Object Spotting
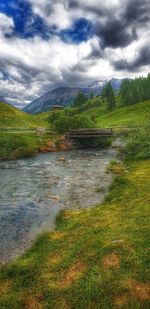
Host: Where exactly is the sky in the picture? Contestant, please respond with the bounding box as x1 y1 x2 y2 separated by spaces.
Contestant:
0 0 149 107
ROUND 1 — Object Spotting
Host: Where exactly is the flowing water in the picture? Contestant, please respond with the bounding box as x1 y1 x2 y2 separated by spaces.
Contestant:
0 149 116 263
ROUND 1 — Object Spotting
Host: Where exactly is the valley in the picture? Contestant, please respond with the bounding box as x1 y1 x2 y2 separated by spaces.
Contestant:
0 76 150 309
0 0 150 307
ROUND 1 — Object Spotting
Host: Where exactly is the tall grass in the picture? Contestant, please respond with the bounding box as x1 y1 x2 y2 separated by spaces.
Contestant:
124 122 150 160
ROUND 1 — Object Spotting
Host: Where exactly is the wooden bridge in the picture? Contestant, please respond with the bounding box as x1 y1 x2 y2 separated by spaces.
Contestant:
66 128 114 140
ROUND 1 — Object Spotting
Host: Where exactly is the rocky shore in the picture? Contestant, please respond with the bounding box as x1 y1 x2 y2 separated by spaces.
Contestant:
38 136 73 153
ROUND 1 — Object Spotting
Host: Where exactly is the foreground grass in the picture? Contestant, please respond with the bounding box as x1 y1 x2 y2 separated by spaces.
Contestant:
0 160 150 308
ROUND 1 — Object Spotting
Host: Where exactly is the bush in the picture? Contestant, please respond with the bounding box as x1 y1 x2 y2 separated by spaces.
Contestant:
54 114 94 134
124 124 150 160
0 133 37 159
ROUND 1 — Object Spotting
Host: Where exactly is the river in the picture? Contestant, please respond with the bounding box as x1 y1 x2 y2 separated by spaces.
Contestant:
0 148 116 264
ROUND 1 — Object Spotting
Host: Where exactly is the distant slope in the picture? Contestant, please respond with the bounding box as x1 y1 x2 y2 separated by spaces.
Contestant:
96 100 150 127
0 101 49 128
23 87 93 114
0 96 7 103
23 78 126 115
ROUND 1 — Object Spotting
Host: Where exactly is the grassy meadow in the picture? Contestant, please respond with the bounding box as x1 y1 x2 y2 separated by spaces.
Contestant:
82 99 150 128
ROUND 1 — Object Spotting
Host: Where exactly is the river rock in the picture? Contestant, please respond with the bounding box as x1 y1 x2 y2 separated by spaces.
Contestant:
47 195 60 201
47 141 56 151
39 141 57 153
59 143 69 151
112 138 124 148
39 146 49 153
58 156 66 162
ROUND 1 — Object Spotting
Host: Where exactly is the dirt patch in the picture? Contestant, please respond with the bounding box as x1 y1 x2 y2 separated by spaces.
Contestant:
107 163 125 175
51 232 66 240
48 255 62 265
25 296 43 309
128 279 150 301
63 210 80 218
55 299 70 309
103 253 120 269
114 294 129 307
0 281 11 296
59 262 86 288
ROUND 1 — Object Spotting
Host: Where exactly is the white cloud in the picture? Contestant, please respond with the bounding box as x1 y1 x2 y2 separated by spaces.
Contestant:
0 1 149 107
0 13 14 35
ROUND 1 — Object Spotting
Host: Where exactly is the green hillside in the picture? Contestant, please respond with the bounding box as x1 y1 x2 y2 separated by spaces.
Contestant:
96 100 150 128
0 101 54 160
1 99 149 130
0 101 49 128
81 100 150 128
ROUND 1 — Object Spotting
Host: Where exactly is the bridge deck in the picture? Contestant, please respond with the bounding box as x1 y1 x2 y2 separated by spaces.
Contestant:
67 128 114 139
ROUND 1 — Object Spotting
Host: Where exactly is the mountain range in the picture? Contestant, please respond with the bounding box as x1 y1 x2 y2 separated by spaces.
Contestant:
23 78 126 114
23 78 124 114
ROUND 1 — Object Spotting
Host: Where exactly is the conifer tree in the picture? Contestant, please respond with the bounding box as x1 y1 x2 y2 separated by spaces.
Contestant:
103 82 116 110
73 92 86 107
120 74 150 105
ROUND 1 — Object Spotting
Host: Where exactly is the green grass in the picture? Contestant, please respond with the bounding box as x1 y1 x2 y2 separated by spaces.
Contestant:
0 101 56 159
77 100 150 129
0 101 50 128
96 100 150 128
0 160 149 308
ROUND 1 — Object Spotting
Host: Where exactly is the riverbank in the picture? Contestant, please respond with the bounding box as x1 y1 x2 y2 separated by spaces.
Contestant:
0 126 150 308
0 132 73 160
0 157 150 308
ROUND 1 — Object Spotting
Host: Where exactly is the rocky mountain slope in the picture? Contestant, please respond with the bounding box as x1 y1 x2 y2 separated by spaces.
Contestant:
23 78 125 114
0 96 7 103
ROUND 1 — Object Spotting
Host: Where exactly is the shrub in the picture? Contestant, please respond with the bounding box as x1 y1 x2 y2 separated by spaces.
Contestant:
124 123 150 160
54 114 94 134
0 133 37 159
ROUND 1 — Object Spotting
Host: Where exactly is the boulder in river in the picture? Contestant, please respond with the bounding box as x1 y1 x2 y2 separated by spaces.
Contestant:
59 143 70 151
47 195 60 201
58 157 66 162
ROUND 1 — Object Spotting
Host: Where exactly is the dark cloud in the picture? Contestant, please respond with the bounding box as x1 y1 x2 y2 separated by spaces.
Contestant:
68 1 79 9
88 48 103 59
125 0 150 23
113 45 150 72
95 20 134 48
93 0 150 49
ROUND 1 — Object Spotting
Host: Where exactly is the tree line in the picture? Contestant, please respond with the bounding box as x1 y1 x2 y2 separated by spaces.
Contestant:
119 74 150 105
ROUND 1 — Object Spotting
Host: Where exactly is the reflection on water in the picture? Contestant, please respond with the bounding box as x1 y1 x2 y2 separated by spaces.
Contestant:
0 149 116 263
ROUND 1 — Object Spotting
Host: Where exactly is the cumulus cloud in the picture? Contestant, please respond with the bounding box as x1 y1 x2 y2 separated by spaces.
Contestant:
0 13 14 35
0 0 149 107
